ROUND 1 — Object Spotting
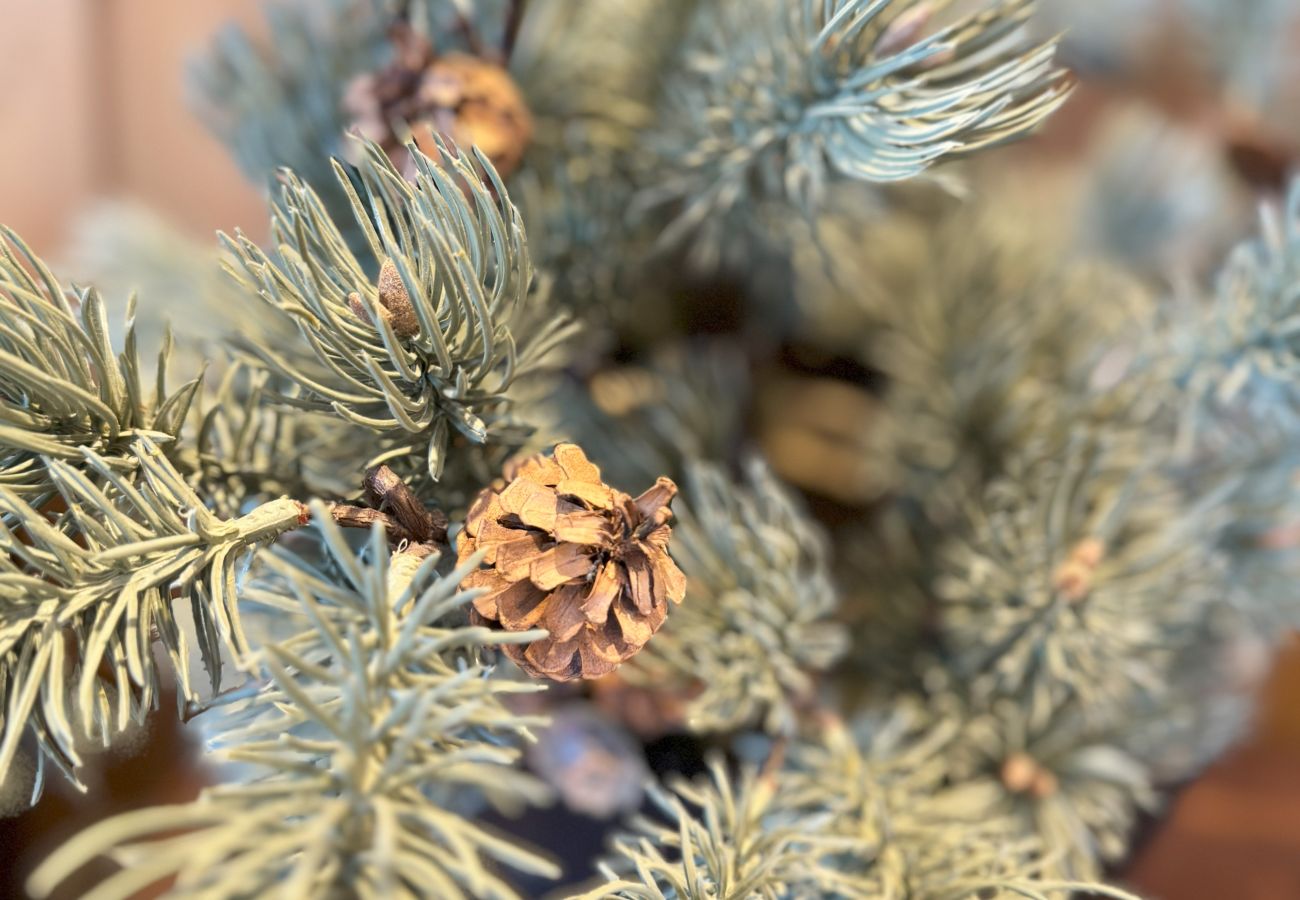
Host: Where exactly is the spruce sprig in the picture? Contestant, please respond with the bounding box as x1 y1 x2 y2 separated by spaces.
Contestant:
1168 179 1300 448
628 461 847 735
646 0 1073 248
224 137 576 487
0 229 203 505
0 437 307 796
28 511 556 900
935 435 1229 729
577 758 843 900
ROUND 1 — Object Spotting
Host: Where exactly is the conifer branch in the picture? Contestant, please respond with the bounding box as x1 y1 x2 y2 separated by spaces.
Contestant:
29 511 554 900
935 435 1229 729
575 758 843 899
781 706 1148 896
936 694 1160 881
186 362 371 517
1167 179 1300 449
627 461 847 735
0 437 308 795
10 7 1295 900
581 711 1144 898
0 229 202 505
646 0 1073 247
223 137 576 489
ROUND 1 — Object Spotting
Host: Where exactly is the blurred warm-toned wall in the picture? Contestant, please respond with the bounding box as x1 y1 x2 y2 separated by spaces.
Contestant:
0 0 269 258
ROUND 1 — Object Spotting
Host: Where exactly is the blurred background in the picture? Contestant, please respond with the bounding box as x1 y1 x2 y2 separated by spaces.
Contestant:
0 1 266 258
1 1 1299 898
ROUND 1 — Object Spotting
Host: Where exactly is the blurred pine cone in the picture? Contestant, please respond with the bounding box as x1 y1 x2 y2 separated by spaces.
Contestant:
343 24 532 179
459 444 685 681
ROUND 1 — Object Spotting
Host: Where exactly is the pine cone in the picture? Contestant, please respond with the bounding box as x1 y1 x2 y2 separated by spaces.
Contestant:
343 25 533 179
459 444 686 682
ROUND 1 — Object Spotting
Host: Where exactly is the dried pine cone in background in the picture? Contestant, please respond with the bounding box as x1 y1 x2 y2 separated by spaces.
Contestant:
343 24 533 179
755 369 894 507
526 705 649 818
459 444 686 681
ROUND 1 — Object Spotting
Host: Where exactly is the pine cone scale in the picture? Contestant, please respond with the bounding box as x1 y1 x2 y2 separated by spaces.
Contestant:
554 506 612 543
623 551 656 614
492 533 548 581
653 554 688 604
634 478 677 521
559 480 616 509
499 479 559 531
524 635 582 680
582 561 621 623
530 543 594 591
489 578 549 630
541 583 588 642
506 588 550 631
613 597 658 645
553 444 602 483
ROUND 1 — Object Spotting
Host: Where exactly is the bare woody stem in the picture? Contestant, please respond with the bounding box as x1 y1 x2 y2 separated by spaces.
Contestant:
216 464 447 549
328 503 431 544
160 467 444 728
501 0 529 60
361 464 449 544
318 464 449 547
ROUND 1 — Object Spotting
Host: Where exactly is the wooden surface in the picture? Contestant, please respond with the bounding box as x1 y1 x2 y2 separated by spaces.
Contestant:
1125 641 1300 899
0 0 98 256
1127 743 1300 899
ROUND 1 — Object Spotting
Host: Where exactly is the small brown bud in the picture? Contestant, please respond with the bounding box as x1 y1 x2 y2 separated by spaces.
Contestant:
874 3 935 58
1071 537 1105 569
348 291 386 330
1052 560 1092 602
1052 538 1106 602
1001 752 1039 794
376 259 420 337
1030 768 1059 799
1002 752 1059 799
348 260 420 338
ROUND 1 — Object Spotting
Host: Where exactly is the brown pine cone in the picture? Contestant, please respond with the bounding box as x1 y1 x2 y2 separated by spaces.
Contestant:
343 24 533 179
459 444 686 682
